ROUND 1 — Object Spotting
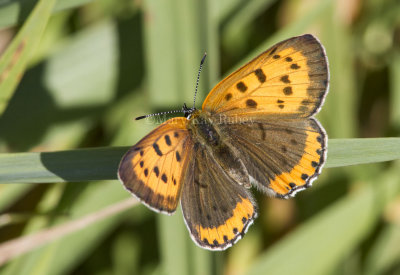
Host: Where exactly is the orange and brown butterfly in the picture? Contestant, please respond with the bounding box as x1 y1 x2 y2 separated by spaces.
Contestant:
118 34 329 250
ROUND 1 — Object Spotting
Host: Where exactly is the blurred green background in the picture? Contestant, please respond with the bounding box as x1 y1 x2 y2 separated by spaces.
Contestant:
0 0 400 274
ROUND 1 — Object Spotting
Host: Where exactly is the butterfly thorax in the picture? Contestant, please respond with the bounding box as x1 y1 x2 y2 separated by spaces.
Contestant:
187 111 221 147
187 111 251 188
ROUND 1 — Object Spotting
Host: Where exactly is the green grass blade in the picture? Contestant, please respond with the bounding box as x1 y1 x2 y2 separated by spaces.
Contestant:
0 0 95 28
326 138 400 168
0 147 127 183
143 0 207 109
157 210 190 275
0 198 137 266
1 181 138 274
0 0 56 116
0 138 400 183
320 8 357 138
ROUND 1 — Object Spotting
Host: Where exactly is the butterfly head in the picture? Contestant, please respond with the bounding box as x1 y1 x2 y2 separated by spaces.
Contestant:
182 103 196 119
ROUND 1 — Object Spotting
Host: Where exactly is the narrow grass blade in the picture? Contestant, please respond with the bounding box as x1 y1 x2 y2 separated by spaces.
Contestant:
0 138 400 183
1 181 139 274
0 0 56 116
326 138 400 168
0 0 95 28
320 8 357 138
157 209 190 275
0 147 127 183
0 198 137 266
143 0 210 108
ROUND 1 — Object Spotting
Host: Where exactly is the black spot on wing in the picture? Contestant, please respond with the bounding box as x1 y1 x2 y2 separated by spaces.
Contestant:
176 151 181 162
154 166 160 177
164 135 171 146
254 69 266 83
246 99 257 108
225 93 232 101
236 81 247 92
152 143 163 156
280 75 290 83
277 99 285 109
283 87 293 95
291 63 300 69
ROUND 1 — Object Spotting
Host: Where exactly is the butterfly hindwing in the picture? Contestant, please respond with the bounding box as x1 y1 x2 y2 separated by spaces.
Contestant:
218 117 327 198
181 143 257 250
202 34 328 118
118 117 193 214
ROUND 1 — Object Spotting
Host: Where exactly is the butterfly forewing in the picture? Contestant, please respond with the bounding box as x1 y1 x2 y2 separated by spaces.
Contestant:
202 34 328 118
118 117 193 214
181 144 257 250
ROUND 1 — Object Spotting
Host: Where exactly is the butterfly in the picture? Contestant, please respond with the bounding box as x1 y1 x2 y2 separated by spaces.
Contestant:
118 34 329 250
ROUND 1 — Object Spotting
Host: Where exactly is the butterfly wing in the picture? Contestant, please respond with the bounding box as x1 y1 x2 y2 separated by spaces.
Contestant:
180 143 257 250
218 117 326 198
202 34 328 118
118 117 193 214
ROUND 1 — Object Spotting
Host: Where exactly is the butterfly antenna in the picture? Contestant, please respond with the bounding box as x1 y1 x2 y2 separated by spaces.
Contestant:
136 54 206 121
135 109 182 120
193 52 207 109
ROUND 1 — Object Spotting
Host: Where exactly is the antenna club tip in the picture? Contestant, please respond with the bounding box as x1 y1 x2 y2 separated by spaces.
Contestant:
200 53 207 64
135 115 147 120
